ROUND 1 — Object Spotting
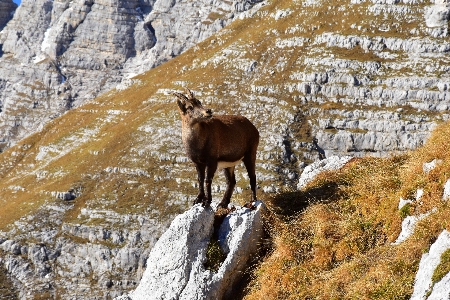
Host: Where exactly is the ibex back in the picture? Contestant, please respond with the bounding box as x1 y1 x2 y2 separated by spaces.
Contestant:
173 88 259 208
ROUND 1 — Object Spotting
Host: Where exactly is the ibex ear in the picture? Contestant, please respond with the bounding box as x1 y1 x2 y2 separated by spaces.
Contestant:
176 99 187 114
185 88 194 100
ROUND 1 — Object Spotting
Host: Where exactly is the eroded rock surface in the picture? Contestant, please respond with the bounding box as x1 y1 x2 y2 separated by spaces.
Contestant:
297 156 352 189
124 202 265 300
0 0 16 31
411 230 450 299
0 202 170 299
0 0 261 150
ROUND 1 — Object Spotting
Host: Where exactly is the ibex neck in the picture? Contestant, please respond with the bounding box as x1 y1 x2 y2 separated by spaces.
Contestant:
181 118 206 148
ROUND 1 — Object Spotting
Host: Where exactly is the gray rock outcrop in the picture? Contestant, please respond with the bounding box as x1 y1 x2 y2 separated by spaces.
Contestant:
297 156 352 189
0 202 170 299
425 0 450 28
0 0 16 31
411 230 450 299
0 0 261 150
124 202 265 300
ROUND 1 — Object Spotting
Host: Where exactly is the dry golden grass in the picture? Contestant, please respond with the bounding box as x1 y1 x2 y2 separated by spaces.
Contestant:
245 122 450 300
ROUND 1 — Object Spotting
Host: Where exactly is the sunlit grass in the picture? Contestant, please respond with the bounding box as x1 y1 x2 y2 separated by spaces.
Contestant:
245 121 450 299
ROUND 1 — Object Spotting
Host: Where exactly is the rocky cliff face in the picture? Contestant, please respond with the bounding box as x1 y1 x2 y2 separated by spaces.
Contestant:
0 0 260 150
0 0 449 298
0 201 168 299
0 0 16 32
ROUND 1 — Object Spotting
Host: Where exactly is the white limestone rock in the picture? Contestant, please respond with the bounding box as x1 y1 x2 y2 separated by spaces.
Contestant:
427 271 450 300
398 189 425 209
411 230 450 300
127 201 265 300
423 159 443 173
425 1 450 28
297 156 352 189
392 209 435 245
443 179 450 200
130 205 214 300
416 189 424 201
398 197 413 210
181 201 265 300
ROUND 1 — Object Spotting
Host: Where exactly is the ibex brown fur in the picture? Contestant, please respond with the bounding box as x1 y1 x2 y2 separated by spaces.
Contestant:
173 88 259 208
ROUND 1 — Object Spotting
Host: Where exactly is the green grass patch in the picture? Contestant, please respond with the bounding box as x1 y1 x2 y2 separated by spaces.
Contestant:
432 248 450 284
205 238 227 272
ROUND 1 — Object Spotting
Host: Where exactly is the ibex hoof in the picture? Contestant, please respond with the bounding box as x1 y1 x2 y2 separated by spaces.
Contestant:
216 201 229 209
193 197 204 205
202 200 211 208
243 202 257 210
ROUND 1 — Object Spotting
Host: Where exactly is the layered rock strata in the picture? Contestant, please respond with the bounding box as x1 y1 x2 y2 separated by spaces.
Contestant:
0 0 260 150
0 0 16 31
0 202 170 299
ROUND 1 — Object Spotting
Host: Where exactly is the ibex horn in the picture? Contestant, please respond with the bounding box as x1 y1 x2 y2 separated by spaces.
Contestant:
184 88 194 100
172 92 188 102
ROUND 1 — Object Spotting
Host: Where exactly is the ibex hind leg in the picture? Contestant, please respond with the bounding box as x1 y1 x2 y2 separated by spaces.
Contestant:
243 152 257 203
217 167 236 209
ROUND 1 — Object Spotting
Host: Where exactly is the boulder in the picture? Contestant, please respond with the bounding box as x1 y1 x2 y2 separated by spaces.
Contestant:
297 156 352 189
425 1 450 28
411 230 450 299
123 201 265 300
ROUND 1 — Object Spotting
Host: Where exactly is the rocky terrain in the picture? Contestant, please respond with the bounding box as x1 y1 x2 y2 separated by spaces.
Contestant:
0 0 261 150
0 0 16 31
117 202 264 300
0 0 449 298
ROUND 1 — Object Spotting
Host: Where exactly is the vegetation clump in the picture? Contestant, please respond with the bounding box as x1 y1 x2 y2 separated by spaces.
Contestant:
204 208 231 271
205 238 227 272
432 249 450 285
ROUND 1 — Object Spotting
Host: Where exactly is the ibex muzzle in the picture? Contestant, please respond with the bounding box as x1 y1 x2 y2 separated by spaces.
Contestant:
174 88 259 209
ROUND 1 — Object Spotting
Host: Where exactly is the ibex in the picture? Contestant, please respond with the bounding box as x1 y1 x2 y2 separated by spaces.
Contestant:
173 88 259 209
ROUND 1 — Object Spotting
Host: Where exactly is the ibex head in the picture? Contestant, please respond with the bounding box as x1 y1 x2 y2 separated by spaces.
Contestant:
173 88 212 119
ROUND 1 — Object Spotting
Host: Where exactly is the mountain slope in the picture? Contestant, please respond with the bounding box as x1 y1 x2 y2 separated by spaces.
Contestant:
0 0 449 298
245 121 450 299
0 0 260 150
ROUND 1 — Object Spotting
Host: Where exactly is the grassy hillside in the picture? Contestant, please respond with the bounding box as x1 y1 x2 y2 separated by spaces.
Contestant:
245 121 450 299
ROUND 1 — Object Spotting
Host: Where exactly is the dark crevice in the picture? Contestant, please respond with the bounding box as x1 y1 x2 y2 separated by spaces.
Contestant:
277 109 313 187
146 21 156 37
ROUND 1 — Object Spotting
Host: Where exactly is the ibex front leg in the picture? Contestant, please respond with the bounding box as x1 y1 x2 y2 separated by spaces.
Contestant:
194 164 206 205
204 163 217 207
